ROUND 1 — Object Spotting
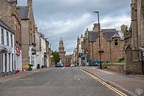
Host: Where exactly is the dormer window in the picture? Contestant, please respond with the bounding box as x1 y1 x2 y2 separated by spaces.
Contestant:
114 39 118 46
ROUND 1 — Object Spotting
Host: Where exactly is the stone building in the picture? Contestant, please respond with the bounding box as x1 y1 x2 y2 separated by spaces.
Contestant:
58 38 66 64
124 0 144 74
65 55 72 64
84 23 124 66
71 48 78 65
19 0 36 69
0 0 22 71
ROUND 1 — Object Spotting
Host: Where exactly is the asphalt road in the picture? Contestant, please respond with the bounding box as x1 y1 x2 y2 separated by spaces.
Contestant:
0 67 120 96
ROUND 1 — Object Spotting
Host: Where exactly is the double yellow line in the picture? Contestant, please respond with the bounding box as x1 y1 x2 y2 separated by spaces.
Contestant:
82 69 127 96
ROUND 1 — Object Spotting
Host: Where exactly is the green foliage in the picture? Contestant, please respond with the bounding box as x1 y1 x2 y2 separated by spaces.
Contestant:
113 58 125 63
28 64 33 71
51 51 60 64
132 57 139 61
102 61 108 69
102 61 109 64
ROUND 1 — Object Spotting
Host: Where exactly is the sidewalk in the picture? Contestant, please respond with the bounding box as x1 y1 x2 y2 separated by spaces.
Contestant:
0 68 50 84
80 66 144 96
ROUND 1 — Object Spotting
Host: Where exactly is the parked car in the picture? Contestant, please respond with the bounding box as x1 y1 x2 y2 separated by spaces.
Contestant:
71 64 75 67
65 63 70 67
55 63 63 67
93 60 100 66
71 63 76 67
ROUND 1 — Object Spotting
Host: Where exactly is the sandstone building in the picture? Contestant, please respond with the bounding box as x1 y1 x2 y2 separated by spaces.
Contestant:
77 23 124 66
19 0 36 68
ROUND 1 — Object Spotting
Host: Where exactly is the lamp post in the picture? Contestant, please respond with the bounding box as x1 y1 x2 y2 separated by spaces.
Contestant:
108 39 112 62
50 54 53 67
94 11 102 69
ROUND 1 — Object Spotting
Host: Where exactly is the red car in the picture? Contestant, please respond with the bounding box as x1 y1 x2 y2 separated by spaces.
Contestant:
65 63 70 67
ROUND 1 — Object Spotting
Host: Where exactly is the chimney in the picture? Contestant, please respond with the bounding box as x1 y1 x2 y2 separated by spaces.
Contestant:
121 24 127 33
27 0 32 7
93 23 100 32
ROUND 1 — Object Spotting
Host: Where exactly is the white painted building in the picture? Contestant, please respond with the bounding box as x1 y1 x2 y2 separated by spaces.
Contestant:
29 45 36 69
35 31 41 68
41 36 46 67
77 35 85 66
35 31 50 68
0 19 15 77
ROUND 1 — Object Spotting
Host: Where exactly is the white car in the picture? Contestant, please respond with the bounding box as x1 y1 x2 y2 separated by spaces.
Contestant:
71 64 76 67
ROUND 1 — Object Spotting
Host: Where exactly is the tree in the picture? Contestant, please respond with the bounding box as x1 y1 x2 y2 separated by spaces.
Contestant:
51 51 60 64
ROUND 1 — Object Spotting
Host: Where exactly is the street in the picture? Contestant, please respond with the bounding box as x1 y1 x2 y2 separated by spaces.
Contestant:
0 67 121 96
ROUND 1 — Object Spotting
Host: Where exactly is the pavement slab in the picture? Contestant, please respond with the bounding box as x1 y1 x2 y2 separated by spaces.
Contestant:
80 66 144 96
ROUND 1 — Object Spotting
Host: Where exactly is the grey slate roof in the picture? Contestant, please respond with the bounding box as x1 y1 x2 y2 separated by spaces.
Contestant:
19 6 29 20
102 29 123 41
112 34 120 38
102 29 117 32
0 19 14 33
7 0 14 3
88 31 99 42
88 29 124 42
7 0 16 5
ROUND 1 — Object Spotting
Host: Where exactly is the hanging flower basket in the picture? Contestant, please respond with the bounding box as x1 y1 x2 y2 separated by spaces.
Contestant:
16 48 20 56
98 50 104 53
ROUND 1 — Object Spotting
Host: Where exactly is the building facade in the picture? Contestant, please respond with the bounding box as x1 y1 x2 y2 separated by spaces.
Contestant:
19 0 37 69
80 23 124 66
0 0 22 71
0 19 15 77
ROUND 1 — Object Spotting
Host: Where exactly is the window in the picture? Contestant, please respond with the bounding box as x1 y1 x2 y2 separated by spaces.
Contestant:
1 28 4 44
114 39 118 46
9 53 11 71
0 52 3 72
12 54 14 70
11 34 13 47
30 33 32 44
6 31 9 46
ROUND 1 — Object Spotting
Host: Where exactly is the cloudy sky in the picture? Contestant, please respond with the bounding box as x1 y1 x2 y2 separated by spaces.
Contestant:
17 0 131 55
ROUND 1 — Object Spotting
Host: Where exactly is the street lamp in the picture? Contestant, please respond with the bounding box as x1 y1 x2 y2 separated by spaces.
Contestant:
108 39 112 62
94 11 102 69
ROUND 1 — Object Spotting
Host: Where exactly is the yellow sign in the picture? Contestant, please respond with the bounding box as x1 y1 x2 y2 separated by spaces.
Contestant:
22 64 29 69
50 55 53 58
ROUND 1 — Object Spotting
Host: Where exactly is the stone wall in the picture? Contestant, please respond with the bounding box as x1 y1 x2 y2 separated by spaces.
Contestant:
107 62 142 74
107 64 125 73
125 61 142 75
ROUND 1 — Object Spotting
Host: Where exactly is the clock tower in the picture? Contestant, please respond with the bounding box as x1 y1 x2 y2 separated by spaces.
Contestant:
58 38 66 64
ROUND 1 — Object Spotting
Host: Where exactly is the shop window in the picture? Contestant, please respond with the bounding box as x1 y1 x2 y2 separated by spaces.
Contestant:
12 54 14 70
9 53 10 71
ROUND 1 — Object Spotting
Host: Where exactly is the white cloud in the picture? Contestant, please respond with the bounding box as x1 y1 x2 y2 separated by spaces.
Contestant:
101 15 131 29
17 0 131 54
